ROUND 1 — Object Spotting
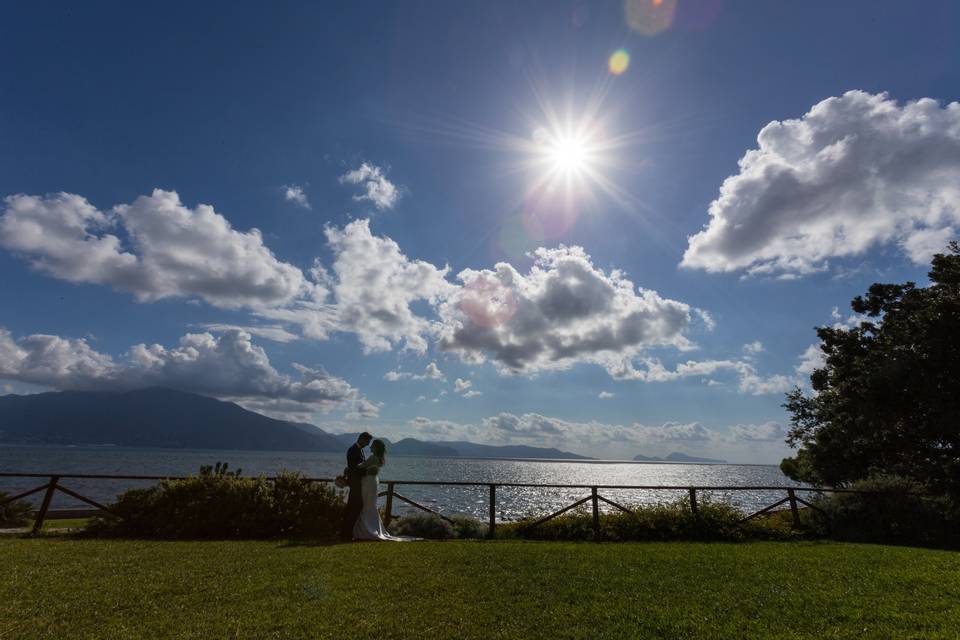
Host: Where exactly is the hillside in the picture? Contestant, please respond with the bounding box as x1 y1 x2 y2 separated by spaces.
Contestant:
0 389 589 459
0 388 342 451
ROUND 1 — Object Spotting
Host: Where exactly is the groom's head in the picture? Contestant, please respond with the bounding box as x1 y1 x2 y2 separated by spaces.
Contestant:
357 432 372 447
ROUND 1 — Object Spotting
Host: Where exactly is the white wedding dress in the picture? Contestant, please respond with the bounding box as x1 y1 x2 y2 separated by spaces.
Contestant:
352 454 416 541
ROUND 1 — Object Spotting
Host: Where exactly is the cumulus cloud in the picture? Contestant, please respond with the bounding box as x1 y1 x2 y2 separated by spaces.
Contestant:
742 340 765 356
728 422 785 442
283 185 311 209
635 421 712 442
1 188 716 385
437 246 697 376
454 377 482 397
339 162 401 210
795 344 825 377
0 190 309 309
194 323 300 343
320 219 453 353
406 413 724 457
682 91 960 277
598 391 614 399
384 361 446 382
0 327 118 391
614 357 793 396
422 362 445 380
0 327 375 421
400 412 793 459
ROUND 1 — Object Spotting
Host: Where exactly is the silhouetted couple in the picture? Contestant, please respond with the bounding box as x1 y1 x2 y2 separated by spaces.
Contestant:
340 432 415 542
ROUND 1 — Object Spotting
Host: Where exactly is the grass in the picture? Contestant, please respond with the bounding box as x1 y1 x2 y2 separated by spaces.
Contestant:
40 517 90 530
1 537 958 640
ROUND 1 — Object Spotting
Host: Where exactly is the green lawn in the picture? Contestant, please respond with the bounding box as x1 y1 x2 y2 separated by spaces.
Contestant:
1 537 958 639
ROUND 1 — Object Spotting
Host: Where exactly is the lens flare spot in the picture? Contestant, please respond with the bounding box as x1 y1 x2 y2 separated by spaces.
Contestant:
608 49 630 75
523 186 579 241
624 0 677 36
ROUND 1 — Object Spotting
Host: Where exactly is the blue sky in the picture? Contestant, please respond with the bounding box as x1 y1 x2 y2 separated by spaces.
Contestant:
1 1 958 461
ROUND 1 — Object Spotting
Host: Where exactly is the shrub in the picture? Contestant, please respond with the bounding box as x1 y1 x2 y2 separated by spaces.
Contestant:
449 514 489 539
0 491 33 527
805 475 959 547
270 472 345 539
86 469 344 539
499 498 799 542
389 512 456 539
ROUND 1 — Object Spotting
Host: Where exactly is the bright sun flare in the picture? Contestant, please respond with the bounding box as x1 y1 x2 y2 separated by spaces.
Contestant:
549 135 591 173
533 127 598 181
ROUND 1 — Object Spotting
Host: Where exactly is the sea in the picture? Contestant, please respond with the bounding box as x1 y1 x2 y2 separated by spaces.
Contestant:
0 445 802 521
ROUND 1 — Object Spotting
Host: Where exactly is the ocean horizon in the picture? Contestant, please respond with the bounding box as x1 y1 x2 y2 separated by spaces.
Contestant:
1 444 800 521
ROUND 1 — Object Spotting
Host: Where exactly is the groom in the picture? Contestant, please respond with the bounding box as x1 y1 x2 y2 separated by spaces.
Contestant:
340 431 372 541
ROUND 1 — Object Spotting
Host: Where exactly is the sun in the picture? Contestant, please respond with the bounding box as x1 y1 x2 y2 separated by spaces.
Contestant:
533 126 599 181
548 134 591 174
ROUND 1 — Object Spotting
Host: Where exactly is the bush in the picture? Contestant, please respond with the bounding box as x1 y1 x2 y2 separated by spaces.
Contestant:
0 491 33 527
499 498 799 542
389 513 456 539
805 475 959 547
86 469 344 539
450 514 489 539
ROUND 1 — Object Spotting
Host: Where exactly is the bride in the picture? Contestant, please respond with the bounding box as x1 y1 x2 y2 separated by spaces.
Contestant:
353 439 418 541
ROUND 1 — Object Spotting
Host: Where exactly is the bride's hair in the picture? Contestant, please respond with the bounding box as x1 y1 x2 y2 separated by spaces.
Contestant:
370 438 386 462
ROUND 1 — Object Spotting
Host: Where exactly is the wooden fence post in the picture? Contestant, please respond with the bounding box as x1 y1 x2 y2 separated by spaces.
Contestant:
689 488 699 515
488 484 496 538
31 476 59 535
787 488 801 528
384 482 395 527
591 487 600 540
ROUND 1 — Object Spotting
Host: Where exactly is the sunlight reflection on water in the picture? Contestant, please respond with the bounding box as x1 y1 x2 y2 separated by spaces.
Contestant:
0 446 802 521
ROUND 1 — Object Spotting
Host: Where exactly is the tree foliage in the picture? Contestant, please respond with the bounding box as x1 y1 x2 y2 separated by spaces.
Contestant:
781 242 960 495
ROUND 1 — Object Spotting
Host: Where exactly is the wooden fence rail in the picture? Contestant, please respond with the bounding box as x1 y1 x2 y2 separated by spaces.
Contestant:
0 471 889 537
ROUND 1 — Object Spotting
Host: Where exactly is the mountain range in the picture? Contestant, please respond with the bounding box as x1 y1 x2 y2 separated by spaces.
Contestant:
0 387 589 460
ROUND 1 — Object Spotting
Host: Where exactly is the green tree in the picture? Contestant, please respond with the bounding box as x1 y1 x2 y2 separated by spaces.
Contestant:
781 242 960 495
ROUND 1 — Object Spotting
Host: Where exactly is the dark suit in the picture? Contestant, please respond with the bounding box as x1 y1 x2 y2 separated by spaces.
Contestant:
340 442 366 540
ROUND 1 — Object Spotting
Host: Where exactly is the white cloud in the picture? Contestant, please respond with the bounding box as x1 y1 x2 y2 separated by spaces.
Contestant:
384 361 446 382
728 422 784 442
194 323 300 343
1 189 719 388
393 413 795 460
283 185 311 210
407 413 719 455
795 344 825 377
318 219 453 352
0 327 375 421
0 327 117 391
617 357 796 396
438 246 698 377
682 91 960 277
423 362 445 380
742 340 765 356
454 377 482 397
339 162 401 210
0 190 309 309
598 391 614 399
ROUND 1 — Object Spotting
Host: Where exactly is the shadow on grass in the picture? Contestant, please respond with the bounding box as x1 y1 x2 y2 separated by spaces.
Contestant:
276 537 345 548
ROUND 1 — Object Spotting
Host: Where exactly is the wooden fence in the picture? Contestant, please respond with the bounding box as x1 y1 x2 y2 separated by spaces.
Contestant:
1 471 853 537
